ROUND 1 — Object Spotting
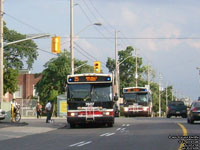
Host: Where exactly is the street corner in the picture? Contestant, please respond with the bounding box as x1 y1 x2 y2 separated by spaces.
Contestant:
0 121 28 128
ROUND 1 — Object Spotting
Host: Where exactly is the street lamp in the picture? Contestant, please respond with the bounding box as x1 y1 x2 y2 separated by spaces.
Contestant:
70 0 102 75
75 23 102 36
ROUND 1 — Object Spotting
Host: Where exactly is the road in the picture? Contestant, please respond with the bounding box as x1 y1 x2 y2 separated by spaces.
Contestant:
0 117 199 150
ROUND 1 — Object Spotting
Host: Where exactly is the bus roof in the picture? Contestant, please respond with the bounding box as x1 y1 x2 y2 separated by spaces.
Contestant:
67 73 112 84
67 73 112 78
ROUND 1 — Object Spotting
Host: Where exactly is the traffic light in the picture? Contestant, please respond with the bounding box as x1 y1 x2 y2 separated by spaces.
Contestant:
51 36 61 53
94 61 101 73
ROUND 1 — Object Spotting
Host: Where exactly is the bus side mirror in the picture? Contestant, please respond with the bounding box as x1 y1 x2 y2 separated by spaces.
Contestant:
114 95 118 101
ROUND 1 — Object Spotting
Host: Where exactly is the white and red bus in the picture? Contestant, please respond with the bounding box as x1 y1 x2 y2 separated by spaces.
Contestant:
123 87 152 117
66 73 117 128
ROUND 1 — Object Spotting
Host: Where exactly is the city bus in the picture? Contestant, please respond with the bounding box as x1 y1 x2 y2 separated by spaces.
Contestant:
123 87 152 117
66 73 117 128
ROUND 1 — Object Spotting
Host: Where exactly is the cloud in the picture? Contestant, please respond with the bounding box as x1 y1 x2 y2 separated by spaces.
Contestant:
137 23 182 52
187 40 200 49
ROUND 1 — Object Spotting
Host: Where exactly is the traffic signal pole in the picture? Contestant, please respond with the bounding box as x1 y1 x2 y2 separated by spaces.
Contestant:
0 0 3 108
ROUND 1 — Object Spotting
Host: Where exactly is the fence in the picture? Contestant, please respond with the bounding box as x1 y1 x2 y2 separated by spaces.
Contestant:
16 99 38 117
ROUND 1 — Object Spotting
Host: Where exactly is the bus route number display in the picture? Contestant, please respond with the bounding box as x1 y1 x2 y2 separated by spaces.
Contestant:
86 76 97 81
68 76 111 83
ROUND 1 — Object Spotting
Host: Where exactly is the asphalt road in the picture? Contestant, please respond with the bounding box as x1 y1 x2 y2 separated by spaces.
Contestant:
0 117 199 150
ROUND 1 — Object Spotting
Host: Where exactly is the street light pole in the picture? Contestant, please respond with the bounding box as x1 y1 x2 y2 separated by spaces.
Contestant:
115 30 119 97
0 0 3 108
70 0 74 75
165 82 168 114
158 73 162 117
135 48 138 87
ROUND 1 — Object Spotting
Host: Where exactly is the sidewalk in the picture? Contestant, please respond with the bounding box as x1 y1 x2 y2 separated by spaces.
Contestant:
0 116 67 129
0 117 68 141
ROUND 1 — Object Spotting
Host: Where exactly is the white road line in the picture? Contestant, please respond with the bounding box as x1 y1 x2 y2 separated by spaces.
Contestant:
77 141 92 147
126 124 130 126
69 141 85 147
116 128 121 131
121 128 126 131
122 124 126 126
106 133 115 136
100 133 109 136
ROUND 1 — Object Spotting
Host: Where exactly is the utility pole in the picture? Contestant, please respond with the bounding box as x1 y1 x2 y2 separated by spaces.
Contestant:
0 0 3 108
115 30 119 98
147 63 150 87
165 82 168 114
70 0 74 75
158 73 162 117
135 48 138 87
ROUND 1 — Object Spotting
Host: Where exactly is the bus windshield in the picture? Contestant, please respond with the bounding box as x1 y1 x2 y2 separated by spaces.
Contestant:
68 83 112 102
124 93 148 103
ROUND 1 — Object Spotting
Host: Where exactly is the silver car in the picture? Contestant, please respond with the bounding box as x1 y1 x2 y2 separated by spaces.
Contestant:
0 109 6 120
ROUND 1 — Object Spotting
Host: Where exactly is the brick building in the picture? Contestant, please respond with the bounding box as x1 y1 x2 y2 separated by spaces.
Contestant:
4 70 42 102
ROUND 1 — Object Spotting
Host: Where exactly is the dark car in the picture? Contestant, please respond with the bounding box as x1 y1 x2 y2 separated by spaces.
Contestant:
166 101 187 118
187 101 200 124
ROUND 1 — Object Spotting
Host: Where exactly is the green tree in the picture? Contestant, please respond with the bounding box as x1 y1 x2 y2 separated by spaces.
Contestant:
35 50 93 106
106 46 145 95
3 24 38 94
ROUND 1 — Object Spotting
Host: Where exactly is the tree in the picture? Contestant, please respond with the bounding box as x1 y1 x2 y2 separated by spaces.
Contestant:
35 50 93 106
106 46 145 95
3 23 38 94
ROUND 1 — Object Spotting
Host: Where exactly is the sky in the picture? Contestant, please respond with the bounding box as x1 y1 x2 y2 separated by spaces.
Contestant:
3 0 200 100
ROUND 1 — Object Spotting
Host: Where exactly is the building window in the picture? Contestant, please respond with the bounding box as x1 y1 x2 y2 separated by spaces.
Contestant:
13 85 23 98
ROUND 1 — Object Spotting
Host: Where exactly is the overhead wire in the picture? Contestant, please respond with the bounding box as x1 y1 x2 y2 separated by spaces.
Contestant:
87 0 127 48
4 12 45 33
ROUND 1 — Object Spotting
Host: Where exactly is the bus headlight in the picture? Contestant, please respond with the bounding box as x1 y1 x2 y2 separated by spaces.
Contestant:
103 112 110 116
70 112 78 117
124 107 129 112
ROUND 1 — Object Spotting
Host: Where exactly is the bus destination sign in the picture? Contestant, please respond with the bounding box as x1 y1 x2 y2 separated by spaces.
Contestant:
68 76 111 83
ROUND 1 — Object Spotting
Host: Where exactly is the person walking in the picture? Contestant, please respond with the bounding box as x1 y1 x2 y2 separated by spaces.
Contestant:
45 100 52 123
36 101 42 119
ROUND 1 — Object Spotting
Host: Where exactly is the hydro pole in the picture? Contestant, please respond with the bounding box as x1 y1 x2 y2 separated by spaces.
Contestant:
115 30 119 97
0 0 3 108
70 0 74 75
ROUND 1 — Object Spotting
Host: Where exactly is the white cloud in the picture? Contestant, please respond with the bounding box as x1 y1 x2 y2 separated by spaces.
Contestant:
137 23 182 52
187 40 200 49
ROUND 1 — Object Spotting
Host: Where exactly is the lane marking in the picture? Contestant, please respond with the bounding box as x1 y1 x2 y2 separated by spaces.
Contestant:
177 123 188 150
69 141 85 147
77 141 92 147
106 133 115 137
122 124 126 126
100 132 115 137
121 128 126 131
126 124 130 127
100 133 109 136
116 128 121 131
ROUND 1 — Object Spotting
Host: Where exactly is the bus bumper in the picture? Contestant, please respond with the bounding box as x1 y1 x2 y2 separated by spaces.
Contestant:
124 111 149 117
67 116 114 124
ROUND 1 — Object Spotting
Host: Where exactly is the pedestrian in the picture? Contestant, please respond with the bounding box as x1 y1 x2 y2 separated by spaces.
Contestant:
36 101 42 119
45 100 52 123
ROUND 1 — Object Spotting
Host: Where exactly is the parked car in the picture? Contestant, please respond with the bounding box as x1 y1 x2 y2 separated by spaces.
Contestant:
0 109 6 120
166 101 187 118
187 101 200 124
